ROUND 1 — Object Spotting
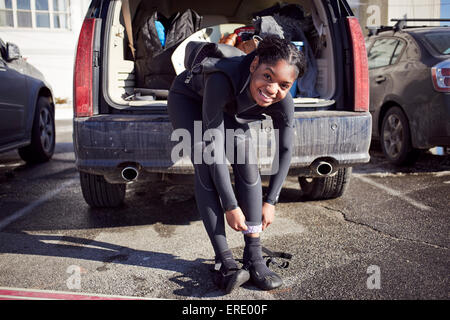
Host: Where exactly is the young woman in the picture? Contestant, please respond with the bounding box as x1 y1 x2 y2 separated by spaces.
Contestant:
168 35 306 293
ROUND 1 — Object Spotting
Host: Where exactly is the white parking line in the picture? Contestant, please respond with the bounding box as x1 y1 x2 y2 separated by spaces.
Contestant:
0 177 77 231
356 175 432 211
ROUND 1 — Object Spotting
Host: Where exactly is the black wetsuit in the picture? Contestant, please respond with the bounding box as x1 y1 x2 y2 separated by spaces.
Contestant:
167 51 294 257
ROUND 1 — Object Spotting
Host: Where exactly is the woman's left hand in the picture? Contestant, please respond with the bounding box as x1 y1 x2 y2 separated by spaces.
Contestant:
262 202 275 231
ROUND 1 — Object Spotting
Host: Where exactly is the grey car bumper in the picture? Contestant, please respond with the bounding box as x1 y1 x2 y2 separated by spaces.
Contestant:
74 111 371 183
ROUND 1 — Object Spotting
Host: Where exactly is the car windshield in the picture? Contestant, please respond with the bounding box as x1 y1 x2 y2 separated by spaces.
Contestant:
424 32 450 55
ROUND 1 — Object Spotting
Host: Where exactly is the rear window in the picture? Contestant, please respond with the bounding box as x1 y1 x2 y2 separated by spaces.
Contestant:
368 38 405 69
424 32 450 55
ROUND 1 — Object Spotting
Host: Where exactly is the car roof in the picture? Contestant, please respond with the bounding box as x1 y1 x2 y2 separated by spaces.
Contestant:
404 26 450 34
370 26 449 38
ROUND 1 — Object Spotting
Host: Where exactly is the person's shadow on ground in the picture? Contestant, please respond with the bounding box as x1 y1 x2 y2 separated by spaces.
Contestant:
0 231 228 298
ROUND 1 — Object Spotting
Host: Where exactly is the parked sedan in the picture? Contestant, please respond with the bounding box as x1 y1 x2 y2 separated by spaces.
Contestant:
366 22 450 165
0 38 55 163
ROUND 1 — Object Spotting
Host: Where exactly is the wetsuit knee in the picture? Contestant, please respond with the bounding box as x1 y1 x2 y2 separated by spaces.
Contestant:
194 164 215 191
232 134 259 186
192 140 216 191
234 163 259 186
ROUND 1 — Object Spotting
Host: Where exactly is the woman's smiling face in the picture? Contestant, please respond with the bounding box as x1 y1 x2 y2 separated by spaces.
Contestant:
249 56 298 107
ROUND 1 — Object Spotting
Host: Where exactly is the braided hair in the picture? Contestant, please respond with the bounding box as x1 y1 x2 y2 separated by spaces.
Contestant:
255 34 306 78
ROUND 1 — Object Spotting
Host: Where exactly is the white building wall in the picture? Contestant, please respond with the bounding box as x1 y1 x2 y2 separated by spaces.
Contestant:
348 0 443 33
388 0 441 26
0 0 91 102
1 1 445 100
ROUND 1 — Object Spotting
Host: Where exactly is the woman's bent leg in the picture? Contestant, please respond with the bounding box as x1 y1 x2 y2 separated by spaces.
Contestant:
222 114 282 290
168 91 229 257
224 114 262 233
168 91 249 293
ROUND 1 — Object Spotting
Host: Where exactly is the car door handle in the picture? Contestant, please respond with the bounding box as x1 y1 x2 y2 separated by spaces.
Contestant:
375 75 386 83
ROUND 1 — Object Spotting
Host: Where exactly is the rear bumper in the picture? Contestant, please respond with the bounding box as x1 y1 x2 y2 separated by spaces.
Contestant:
408 92 450 149
73 111 372 183
426 93 450 147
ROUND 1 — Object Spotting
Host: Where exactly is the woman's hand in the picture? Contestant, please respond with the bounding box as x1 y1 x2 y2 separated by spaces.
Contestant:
225 207 248 232
262 202 275 231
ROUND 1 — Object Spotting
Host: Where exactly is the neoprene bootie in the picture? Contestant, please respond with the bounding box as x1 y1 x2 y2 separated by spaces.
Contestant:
212 249 250 294
243 236 283 290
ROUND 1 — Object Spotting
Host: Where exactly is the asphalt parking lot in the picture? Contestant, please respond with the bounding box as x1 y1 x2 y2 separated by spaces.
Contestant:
0 114 448 300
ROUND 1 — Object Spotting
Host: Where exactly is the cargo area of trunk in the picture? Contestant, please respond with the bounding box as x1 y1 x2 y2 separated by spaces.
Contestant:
103 0 337 111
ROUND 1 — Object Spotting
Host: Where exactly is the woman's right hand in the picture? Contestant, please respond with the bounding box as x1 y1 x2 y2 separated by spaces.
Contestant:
225 207 248 232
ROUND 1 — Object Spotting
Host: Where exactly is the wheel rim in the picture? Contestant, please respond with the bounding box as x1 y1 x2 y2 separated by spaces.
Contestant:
383 113 404 159
39 107 54 153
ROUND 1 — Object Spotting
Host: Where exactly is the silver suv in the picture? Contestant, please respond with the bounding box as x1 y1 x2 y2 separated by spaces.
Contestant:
73 0 372 207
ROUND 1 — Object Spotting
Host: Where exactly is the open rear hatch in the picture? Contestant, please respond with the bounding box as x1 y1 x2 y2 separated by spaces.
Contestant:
103 0 337 112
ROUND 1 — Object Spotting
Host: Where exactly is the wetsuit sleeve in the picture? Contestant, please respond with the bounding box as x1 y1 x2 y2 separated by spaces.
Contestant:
202 72 239 211
264 97 295 205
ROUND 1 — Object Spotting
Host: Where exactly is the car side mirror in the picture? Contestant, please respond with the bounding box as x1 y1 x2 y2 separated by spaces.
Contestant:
6 42 21 61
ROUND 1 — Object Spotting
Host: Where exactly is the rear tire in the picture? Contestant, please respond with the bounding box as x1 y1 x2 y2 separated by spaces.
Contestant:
79 171 126 208
380 106 420 165
18 96 55 163
298 167 352 200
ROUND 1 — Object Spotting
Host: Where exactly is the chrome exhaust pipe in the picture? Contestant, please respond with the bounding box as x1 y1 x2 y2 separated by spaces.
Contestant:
121 166 139 182
315 161 333 176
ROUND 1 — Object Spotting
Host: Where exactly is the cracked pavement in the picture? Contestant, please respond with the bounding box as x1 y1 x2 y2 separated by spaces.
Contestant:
0 119 448 299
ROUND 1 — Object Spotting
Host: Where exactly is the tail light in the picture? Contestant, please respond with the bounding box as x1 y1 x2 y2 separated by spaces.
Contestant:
431 60 450 92
74 18 96 117
347 17 369 112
